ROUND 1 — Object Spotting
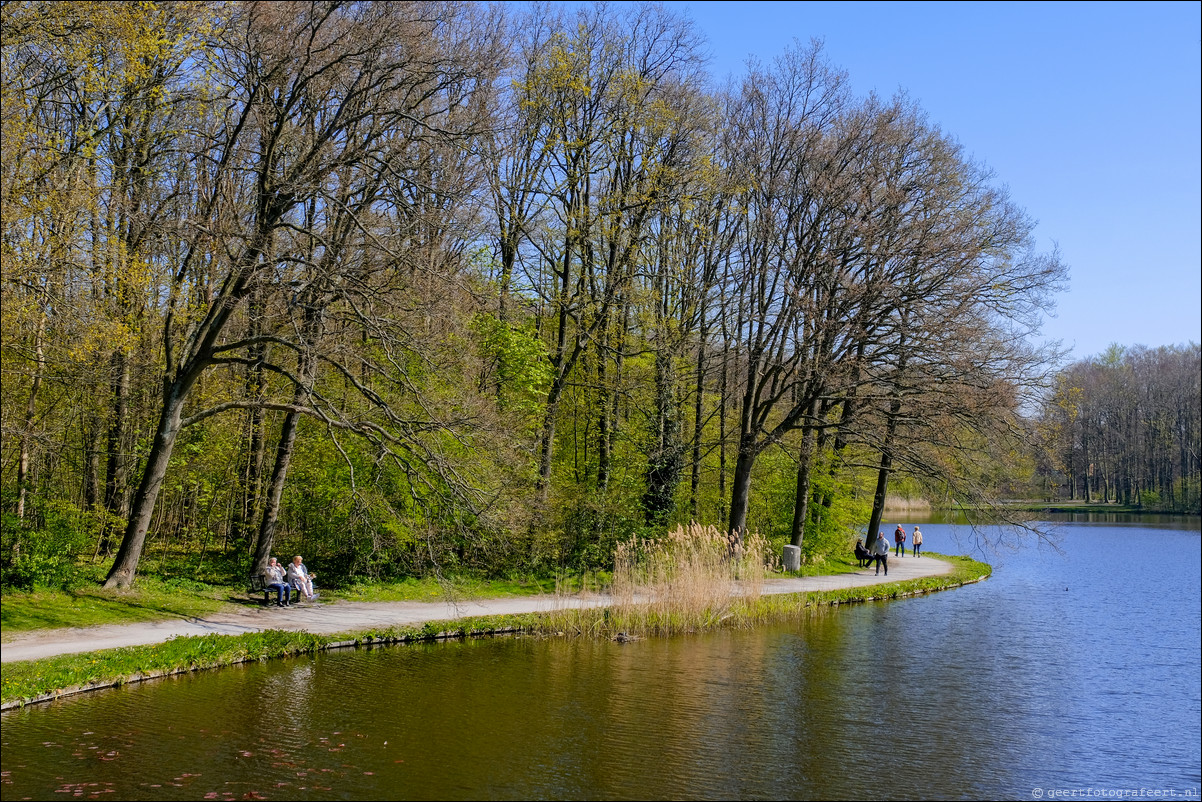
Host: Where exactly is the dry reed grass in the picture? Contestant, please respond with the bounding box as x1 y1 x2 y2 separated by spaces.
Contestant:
883 496 932 512
550 524 773 638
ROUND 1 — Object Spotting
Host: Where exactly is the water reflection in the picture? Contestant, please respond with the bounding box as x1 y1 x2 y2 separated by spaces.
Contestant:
3 521 1199 800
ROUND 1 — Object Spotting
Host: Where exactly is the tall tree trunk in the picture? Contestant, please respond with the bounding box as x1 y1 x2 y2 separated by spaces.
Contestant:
820 342 866 512
809 426 834 532
789 399 821 549
690 333 707 521
250 409 303 578
16 312 47 520
497 237 516 323
234 289 267 546
644 347 683 522
238 404 266 544
536 380 564 504
718 348 729 526
100 349 131 554
1083 442 1092 503
727 432 758 539
865 395 902 553
83 413 102 513
597 330 611 491
103 379 190 588
536 224 575 499
602 299 629 493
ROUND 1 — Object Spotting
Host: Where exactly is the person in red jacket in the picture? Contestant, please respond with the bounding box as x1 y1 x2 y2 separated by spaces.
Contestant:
894 524 906 557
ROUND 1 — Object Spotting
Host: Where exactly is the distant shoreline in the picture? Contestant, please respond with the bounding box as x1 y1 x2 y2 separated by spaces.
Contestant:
885 499 1198 517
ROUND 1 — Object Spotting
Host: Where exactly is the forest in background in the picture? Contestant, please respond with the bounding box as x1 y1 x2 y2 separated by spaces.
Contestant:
2 2 1195 592
1034 344 1199 509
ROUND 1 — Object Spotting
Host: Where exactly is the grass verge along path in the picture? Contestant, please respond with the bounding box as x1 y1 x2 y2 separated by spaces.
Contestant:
1 574 593 636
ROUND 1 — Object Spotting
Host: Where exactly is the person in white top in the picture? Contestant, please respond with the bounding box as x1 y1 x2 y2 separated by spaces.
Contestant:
912 527 923 557
287 555 318 601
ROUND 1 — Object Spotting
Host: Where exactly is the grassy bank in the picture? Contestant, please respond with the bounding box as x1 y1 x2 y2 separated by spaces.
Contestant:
1 553 988 709
0 577 233 634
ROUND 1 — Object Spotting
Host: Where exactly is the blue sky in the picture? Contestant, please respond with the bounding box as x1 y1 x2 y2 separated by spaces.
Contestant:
674 0 1201 361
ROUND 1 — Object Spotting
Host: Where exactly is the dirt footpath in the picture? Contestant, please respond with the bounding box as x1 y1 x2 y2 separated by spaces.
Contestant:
1 556 952 663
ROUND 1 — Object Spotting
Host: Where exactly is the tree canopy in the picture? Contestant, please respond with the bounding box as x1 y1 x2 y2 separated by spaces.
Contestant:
2 1 1091 590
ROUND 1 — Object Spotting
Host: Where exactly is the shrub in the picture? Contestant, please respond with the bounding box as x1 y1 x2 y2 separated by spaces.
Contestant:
1 501 97 589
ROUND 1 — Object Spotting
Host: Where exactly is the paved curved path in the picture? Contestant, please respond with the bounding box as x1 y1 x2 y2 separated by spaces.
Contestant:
1 556 953 663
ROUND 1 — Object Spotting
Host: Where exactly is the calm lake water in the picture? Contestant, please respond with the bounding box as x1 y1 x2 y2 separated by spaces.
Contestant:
3 518 1200 800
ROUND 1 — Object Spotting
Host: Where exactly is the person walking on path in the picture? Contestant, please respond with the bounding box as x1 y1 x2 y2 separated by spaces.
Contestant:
894 524 906 557
873 532 890 576
912 527 923 557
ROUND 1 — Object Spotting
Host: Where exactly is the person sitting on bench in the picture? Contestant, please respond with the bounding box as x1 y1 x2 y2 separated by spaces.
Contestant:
263 557 292 607
854 537 872 568
287 555 318 601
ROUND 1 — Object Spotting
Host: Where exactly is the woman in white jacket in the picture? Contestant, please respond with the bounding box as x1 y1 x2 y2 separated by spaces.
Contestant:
287 555 318 601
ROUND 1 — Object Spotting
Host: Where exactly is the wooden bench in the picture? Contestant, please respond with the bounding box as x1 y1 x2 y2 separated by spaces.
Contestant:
248 575 296 606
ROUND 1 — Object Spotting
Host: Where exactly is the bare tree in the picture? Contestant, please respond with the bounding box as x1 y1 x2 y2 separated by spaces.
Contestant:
103 1 503 588
721 41 851 538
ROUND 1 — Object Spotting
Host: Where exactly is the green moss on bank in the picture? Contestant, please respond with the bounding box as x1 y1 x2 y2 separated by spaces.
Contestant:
1 555 988 708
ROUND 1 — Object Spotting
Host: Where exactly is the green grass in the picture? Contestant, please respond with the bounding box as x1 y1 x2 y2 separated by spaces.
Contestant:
1 577 235 635
1 554 988 708
783 555 865 577
1 630 330 706
335 571 611 602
